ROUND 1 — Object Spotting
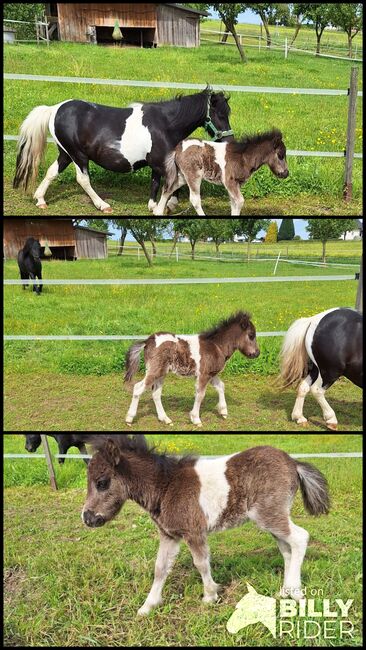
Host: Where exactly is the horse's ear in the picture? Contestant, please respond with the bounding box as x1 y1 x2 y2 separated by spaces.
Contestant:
272 130 283 149
81 435 123 466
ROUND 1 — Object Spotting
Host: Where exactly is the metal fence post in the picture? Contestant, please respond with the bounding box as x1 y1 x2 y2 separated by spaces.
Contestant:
355 256 363 312
41 435 58 490
343 67 358 201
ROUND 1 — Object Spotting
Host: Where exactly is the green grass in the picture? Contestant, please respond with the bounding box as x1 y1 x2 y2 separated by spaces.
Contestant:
4 434 363 646
4 40 363 215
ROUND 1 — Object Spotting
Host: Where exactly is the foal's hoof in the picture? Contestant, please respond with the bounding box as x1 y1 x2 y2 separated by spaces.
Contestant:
326 422 338 431
125 415 134 426
102 206 113 213
37 203 48 209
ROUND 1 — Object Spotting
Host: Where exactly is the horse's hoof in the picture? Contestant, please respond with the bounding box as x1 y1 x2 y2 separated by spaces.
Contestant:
326 422 338 431
38 203 48 209
102 206 113 213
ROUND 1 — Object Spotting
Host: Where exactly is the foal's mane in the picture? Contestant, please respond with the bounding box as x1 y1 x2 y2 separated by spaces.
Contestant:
200 311 252 339
228 129 283 154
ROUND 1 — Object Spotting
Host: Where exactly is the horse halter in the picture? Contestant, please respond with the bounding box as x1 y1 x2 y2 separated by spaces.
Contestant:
204 90 234 141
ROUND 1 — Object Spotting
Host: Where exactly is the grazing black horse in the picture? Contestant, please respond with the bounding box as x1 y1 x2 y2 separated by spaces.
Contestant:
24 434 89 464
17 237 42 294
280 308 363 429
13 86 233 213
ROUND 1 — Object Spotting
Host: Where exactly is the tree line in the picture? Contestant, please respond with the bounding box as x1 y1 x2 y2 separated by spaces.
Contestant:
74 218 358 265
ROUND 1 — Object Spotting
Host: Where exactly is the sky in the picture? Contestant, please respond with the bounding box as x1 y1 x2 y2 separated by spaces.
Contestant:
209 8 261 25
108 220 310 241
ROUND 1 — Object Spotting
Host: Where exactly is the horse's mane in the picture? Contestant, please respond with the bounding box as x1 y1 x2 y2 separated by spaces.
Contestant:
200 311 252 339
22 237 39 255
228 129 283 154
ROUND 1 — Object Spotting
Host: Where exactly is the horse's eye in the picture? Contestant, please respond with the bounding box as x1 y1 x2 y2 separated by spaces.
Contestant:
97 479 110 491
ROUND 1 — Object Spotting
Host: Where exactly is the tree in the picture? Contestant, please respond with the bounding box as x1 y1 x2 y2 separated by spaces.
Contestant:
204 219 236 254
328 3 362 58
265 221 278 243
178 219 208 259
289 3 313 47
278 219 295 241
234 219 271 261
247 3 278 48
305 219 355 262
111 219 165 266
209 4 248 62
4 3 46 40
302 3 333 55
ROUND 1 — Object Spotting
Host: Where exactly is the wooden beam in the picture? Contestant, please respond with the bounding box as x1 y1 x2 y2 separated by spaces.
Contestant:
41 435 58 490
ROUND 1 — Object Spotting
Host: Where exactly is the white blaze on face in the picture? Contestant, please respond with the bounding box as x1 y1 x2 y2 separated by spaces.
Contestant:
178 334 201 375
195 454 237 530
155 334 178 347
118 103 152 166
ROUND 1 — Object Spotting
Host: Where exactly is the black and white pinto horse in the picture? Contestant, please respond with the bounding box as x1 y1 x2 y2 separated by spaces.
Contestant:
17 237 43 294
13 87 233 213
280 308 363 429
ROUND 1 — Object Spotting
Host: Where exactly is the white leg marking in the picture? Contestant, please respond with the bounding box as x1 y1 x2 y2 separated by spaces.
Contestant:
292 375 312 425
152 378 172 425
166 195 179 212
189 189 205 215
33 160 59 206
310 374 337 427
188 542 219 603
281 521 309 601
138 534 181 616
190 380 207 426
276 538 292 590
74 164 111 212
210 376 227 418
148 198 157 212
126 378 146 424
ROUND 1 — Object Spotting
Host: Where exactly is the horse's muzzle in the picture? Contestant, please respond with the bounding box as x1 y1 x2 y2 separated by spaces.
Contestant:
83 510 106 528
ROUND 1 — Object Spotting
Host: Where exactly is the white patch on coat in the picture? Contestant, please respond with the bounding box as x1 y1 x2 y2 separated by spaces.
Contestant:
212 142 227 182
49 99 75 156
118 103 152 166
178 335 201 375
305 308 339 365
182 139 204 151
194 454 237 531
155 334 178 347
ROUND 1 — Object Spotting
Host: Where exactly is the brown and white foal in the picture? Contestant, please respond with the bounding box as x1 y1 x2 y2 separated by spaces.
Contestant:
81 435 330 617
153 129 289 215
124 311 259 427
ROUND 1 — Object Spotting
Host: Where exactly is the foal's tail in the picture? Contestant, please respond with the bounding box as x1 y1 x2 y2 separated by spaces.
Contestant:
279 316 313 388
13 105 55 191
297 462 330 516
124 340 146 383
164 150 179 191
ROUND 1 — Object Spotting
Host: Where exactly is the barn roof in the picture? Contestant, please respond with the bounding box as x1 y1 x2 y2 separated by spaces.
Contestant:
164 3 209 17
74 225 113 236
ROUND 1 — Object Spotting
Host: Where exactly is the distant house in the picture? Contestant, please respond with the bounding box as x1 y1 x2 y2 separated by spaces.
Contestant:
3 218 111 259
339 219 363 240
45 3 208 47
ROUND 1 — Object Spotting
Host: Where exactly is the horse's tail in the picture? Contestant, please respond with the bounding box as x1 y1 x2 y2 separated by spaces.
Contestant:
124 340 147 383
279 316 313 388
13 105 54 191
164 150 179 191
297 461 330 515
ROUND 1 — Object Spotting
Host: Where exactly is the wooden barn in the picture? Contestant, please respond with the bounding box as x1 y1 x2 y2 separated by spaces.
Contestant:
3 219 111 260
45 3 208 47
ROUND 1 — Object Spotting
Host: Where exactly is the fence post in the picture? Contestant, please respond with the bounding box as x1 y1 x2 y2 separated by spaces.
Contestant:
285 37 288 59
355 256 363 312
343 67 358 201
176 245 179 262
41 435 58 491
273 251 281 275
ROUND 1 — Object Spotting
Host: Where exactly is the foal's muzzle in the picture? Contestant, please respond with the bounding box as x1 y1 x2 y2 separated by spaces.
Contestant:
83 510 106 528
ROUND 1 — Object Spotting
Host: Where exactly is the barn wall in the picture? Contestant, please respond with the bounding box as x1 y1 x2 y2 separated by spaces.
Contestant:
57 3 157 43
75 228 108 259
157 5 199 47
3 219 75 259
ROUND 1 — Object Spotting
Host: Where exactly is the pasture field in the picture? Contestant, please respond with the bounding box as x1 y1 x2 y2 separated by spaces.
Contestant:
4 245 362 431
4 39 363 216
4 434 363 646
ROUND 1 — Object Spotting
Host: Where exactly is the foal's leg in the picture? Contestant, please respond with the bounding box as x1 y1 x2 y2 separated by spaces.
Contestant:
272 535 292 592
33 149 72 208
187 178 205 215
148 171 180 213
227 182 244 216
152 377 173 425
190 377 209 426
210 376 228 418
74 161 112 213
125 373 155 425
186 535 220 604
138 532 181 616
153 173 186 216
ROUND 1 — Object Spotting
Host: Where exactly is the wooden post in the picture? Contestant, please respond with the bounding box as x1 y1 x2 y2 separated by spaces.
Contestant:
41 435 58 490
355 256 363 312
343 67 358 201
285 37 288 59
